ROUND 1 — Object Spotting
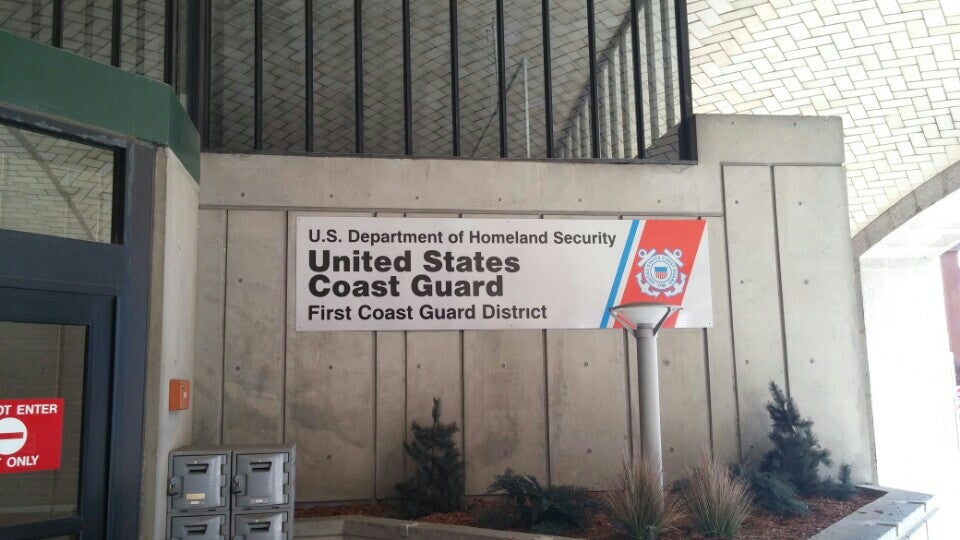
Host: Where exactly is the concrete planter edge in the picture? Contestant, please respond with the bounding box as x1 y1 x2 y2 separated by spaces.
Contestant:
810 485 938 540
294 485 939 540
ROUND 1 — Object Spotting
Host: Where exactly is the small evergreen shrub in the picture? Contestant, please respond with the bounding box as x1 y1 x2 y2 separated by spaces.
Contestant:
480 469 595 533
757 382 860 503
819 464 858 501
395 398 464 518
761 382 832 497
603 456 681 540
732 465 809 517
681 454 752 538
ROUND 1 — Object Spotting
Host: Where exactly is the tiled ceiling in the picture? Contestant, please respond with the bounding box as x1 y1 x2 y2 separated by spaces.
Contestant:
688 0 960 234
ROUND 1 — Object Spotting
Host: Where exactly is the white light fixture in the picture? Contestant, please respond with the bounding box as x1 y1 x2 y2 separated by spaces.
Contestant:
609 301 680 487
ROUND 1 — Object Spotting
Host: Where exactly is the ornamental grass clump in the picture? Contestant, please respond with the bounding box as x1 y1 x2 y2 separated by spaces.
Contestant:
395 398 464 518
603 456 681 540
681 453 752 539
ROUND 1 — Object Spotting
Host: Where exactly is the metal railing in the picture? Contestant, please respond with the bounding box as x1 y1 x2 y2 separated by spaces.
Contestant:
0 0 695 161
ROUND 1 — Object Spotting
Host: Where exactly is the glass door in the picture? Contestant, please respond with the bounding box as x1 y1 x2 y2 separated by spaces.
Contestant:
0 287 113 539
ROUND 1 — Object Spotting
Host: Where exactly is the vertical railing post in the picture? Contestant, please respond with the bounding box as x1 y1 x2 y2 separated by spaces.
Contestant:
541 0 554 158
495 0 508 158
111 0 123 68
449 0 461 156
354 0 364 154
305 0 314 152
630 0 645 158
674 0 694 160
253 0 263 150
52 0 64 48
402 0 413 155
586 0 600 158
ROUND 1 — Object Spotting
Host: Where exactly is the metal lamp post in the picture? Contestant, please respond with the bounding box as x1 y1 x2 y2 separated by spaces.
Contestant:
608 301 680 487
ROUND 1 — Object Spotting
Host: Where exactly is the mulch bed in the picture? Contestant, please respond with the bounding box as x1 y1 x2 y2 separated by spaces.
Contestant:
296 489 880 539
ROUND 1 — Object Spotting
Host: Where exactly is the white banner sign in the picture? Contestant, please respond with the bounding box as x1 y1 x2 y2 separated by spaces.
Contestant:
295 217 712 331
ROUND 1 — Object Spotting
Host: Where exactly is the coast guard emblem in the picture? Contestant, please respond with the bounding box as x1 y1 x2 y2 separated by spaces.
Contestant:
636 248 686 297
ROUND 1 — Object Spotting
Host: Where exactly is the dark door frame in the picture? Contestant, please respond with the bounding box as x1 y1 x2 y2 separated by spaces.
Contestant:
0 288 114 539
0 106 154 538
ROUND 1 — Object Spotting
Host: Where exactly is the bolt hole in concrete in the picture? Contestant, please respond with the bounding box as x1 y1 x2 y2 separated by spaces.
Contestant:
240 192 245 197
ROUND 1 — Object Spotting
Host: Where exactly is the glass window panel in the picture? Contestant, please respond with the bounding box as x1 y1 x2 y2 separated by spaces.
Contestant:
0 124 115 243
313 0 355 154
210 0 256 151
62 0 113 65
0 0 53 44
550 0 590 159
120 0 166 81
362 0 404 155
410 0 452 156
0 322 85 528
263 0 307 152
457 0 498 158
504 0 546 159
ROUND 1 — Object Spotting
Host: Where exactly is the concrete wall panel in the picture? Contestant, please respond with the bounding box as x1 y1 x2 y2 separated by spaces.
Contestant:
723 165 786 460
656 329 712 482
774 166 872 479
463 330 548 494
547 329 629 489
223 210 286 445
193 209 227 445
461 214 548 494
704 216 740 463
374 212 408 499
405 330 463 454
286 212 376 501
200 153 717 216
376 331 406 499
403 213 464 466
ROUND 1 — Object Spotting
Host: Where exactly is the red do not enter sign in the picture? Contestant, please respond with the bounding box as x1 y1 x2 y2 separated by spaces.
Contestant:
0 398 64 474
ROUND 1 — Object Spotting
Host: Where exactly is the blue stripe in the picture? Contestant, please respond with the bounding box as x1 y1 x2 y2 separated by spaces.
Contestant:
600 220 640 328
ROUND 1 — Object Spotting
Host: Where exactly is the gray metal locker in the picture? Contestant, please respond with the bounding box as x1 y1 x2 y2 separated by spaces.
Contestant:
168 449 229 511
232 511 291 540
231 446 295 509
168 513 227 539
